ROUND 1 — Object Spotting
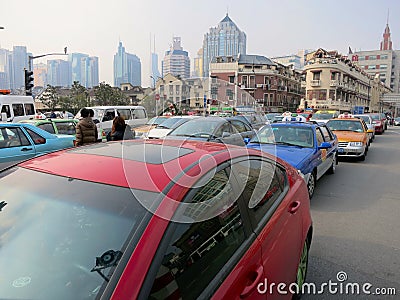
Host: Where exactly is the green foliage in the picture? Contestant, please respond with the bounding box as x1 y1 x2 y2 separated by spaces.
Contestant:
94 82 130 106
70 81 89 113
37 85 59 111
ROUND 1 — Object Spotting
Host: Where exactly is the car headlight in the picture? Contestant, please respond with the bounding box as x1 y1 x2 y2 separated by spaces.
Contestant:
349 142 363 146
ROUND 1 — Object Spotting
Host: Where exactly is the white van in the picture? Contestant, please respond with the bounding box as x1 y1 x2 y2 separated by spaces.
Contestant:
75 106 148 140
0 94 36 122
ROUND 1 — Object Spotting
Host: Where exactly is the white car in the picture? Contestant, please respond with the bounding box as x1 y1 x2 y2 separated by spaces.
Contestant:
354 114 375 144
148 116 199 139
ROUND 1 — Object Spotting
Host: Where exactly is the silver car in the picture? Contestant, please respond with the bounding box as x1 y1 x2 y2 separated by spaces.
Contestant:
354 114 375 144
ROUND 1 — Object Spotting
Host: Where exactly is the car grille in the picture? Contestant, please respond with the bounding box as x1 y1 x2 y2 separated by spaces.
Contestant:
338 142 349 147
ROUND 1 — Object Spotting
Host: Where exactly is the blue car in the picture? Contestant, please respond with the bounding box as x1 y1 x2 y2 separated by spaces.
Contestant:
247 121 338 198
0 123 75 170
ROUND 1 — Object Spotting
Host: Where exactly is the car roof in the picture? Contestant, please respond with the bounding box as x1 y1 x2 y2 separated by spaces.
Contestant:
18 139 272 192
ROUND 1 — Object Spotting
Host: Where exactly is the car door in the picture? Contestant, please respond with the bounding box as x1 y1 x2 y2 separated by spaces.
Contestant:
316 126 335 177
0 126 36 169
232 158 303 300
141 165 266 299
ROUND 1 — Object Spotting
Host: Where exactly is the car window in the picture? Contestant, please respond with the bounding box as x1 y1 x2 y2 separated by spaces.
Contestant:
233 159 286 231
117 109 131 120
25 128 46 145
230 120 251 133
24 103 35 115
37 123 56 134
132 108 147 119
12 104 24 117
148 168 246 299
0 127 30 148
103 109 115 122
55 122 77 135
214 122 233 136
1 104 11 118
319 126 333 142
316 128 324 144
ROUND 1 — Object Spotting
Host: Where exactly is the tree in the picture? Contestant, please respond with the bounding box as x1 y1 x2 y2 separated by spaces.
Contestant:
94 82 129 106
70 81 89 113
37 85 60 111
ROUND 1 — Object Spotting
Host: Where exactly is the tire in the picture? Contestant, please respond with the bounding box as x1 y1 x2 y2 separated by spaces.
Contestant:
359 153 366 161
293 240 310 300
307 172 316 199
327 155 336 174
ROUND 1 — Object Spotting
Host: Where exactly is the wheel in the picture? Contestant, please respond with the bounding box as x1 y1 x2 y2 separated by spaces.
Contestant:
293 240 310 299
307 172 316 199
327 155 336 174
358 153 366 161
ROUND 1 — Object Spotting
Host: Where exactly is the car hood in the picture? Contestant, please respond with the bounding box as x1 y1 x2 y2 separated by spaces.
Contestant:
331 131 365 142
247 143 313 168
148 128 172 138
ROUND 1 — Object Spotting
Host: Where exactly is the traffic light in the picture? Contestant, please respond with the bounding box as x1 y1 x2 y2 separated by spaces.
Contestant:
24 69 34 96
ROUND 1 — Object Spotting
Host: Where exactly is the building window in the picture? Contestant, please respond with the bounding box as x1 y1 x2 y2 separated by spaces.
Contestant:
368 65 376 70
380 64 387 69
369 55 377 60
228 76 235 84
241 75 248 88
380 55 388 60
312 72 321 80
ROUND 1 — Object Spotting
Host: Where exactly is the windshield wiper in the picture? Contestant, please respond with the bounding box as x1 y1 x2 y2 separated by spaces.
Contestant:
275 141 302 147
91 250 123 282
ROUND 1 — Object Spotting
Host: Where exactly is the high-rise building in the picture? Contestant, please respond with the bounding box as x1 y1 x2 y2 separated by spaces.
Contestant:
151 52 161 87
69 53 88 84
202 14 246 77
11 46 29 90
0 48 11 89
33 63 47 87
162 37 190 79
81 56 99 88
351 22 400 93
271 55 302 70
113 41 141 87
47 59 71 87
193 48 204 78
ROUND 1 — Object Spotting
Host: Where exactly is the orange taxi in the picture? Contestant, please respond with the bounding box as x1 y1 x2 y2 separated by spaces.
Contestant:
326 113 373 161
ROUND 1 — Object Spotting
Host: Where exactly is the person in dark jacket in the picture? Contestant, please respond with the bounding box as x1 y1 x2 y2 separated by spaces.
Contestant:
107 116 135 141
75 108 98 146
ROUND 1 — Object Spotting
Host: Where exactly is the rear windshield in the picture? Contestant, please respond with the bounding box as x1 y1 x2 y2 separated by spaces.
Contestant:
0 167 154 299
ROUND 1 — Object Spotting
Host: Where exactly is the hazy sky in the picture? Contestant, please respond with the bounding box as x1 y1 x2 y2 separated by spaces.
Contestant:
1 0 399 86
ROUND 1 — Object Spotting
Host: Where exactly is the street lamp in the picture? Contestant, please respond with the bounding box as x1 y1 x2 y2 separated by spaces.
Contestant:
28 47 68 71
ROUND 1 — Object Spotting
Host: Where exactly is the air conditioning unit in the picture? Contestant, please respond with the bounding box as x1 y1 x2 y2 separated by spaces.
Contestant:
256 84 264 88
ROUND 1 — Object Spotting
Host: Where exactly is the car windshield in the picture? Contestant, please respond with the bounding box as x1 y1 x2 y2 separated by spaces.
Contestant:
355 115 370 123
251 125 314 148
169 119 220 138
327 120 364 132
0 167 153 299
155 117 186 129
369 114 380 121
146 116 168 125
313 113 334 120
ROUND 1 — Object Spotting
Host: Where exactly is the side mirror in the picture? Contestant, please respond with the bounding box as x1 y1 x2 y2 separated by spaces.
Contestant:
221 132 231 138
318 142 332 149
243 137 251 144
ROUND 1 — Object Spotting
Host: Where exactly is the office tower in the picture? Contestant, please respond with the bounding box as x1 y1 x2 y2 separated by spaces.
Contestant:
11 46 29 90
113 41 141 87
81 56 99 88
33 63 47 87
69 53 89 84
202 13 246 77
162 37 190 79
47 59 71 87
0 48 11 89
193 48 204 78
151 52 161 87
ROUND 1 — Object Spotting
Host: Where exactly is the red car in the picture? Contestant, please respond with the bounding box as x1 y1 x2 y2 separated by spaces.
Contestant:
368 113 385 134
0 139 312 299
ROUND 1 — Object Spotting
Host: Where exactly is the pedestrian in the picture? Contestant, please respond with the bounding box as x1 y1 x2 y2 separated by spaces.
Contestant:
50 110 57 118
106 116 135 141
75 108 98 146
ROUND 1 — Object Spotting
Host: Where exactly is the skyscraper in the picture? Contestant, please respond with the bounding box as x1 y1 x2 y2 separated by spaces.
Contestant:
151 52 161 87
69 53 88 84
11 46 29 90
202 13 246 77
81 56 99 88
0 48 11 89
162 37 190 79
47 59 71 87
113 42 141 87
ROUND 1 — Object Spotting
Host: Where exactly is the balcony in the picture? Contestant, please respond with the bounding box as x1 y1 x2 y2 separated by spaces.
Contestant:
330 80 338 87
310 80 321 87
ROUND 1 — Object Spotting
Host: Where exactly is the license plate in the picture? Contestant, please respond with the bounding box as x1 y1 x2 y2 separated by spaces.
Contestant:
338 148 344 153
